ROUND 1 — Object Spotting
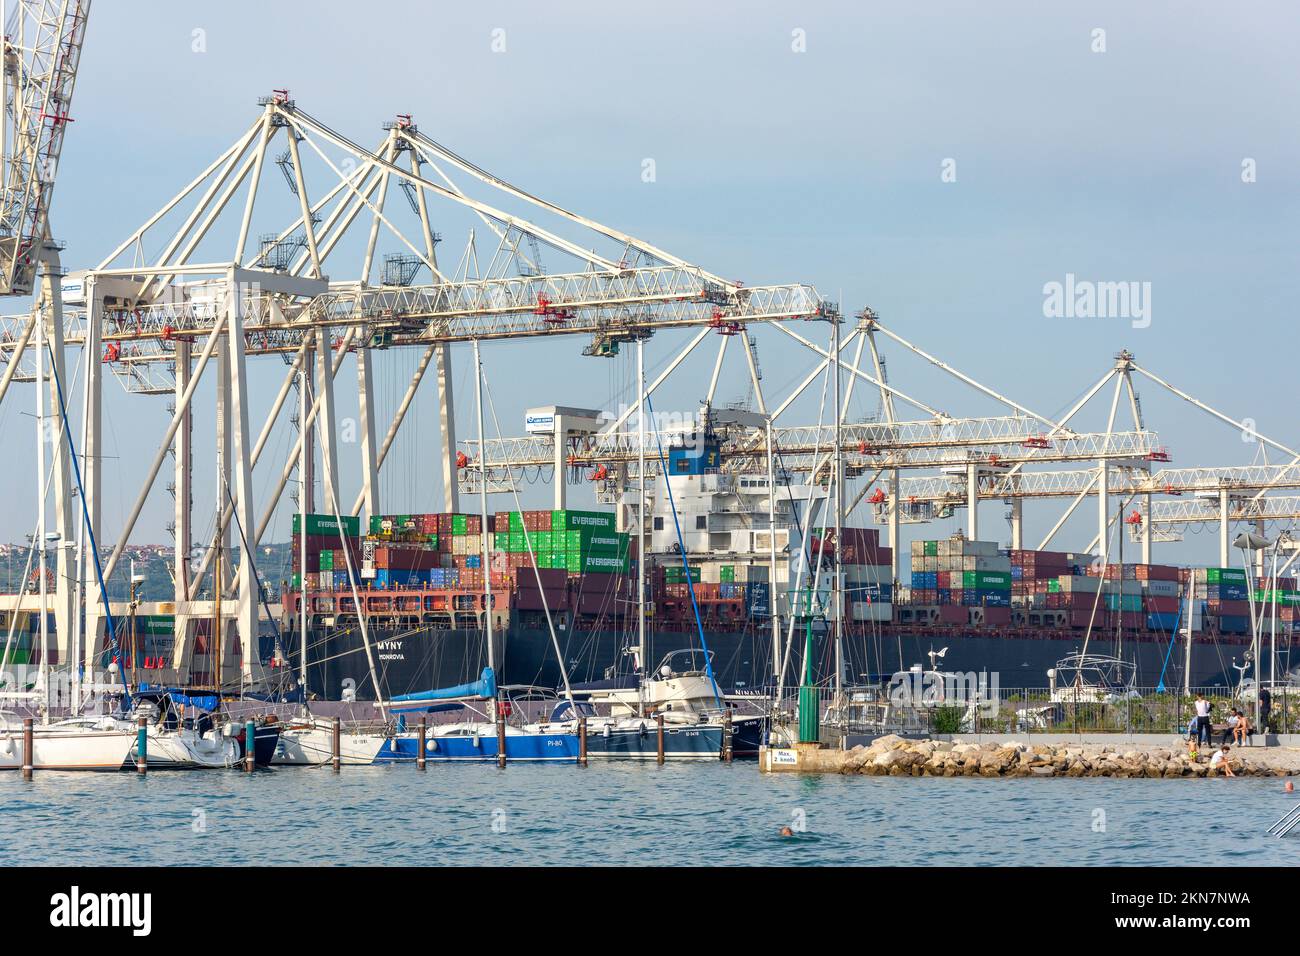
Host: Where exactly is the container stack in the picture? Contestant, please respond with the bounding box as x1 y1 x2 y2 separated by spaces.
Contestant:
491 509 632 576
291 513 361 591
1135 564 1181 632
1009 549 1075 608
1187 567 1250 635
1253 577 1300 633
909 536 1011 618
810 527 893 623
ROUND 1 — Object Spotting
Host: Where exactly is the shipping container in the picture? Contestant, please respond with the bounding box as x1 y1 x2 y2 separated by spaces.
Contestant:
293 513 360 538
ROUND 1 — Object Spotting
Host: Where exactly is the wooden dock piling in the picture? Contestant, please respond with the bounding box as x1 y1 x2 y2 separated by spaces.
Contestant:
22 717 33 779
136 716 147 775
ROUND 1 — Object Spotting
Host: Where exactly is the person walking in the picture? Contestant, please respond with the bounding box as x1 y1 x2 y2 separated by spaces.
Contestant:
1259 686 1273 734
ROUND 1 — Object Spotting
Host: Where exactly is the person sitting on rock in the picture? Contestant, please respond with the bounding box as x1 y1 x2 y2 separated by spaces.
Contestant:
1210 744 1235 777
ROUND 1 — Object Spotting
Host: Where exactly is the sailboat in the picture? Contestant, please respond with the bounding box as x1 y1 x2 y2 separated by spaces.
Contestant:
0 309 139 771
376 340 579 763
540 342 761 759
272 352 389 766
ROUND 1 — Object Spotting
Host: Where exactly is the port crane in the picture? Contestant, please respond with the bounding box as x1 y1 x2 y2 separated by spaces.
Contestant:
0 72 1292 694
0 95 833 685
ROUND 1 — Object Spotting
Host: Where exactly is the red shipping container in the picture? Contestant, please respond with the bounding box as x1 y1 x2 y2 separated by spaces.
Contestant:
937 605 966 625
982 606 1011 626
516 567 568 591
1143 595 1178 614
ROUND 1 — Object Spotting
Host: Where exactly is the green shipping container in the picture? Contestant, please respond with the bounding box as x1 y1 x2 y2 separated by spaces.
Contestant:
319 550 334 571
1105 593 1142 612
138 615 176 637
1206 567 1247 585
552 509 616 533
561 529 627 553
923 540 938 557
452 514 469 536
535 530 552 551
581 552 629 574
494 532 510 551
719 565 735 583
294 513 360 537
962 570 1010 590
664 565 701 583
508 532 526 553
509 512 525 533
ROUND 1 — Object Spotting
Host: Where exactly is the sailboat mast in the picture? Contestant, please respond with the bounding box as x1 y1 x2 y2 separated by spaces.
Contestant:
35 307 49 722
831 311 844 700
214 529 222 695
637 335 647 711
767 418 779 687
298 360 309 700
1115 500 1123 661
473 339 495 714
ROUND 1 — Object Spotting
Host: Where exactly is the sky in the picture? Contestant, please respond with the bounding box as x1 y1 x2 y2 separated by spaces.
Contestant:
2 0 1298 569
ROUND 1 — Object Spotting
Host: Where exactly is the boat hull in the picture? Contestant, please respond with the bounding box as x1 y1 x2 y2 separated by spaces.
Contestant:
300 622 1245 700
377 728 579 763
271 724 387 766
0 728 136 771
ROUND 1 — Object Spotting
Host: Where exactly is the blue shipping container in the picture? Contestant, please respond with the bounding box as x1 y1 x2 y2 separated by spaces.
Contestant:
1146 612 1178 631
1219 614 1249 635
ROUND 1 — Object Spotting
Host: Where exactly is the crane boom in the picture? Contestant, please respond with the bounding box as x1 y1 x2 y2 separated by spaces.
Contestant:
0 0 89 296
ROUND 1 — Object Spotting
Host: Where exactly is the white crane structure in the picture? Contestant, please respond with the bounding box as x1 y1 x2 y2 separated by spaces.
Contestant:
0 94 833 687
0 0 87 297
0 79 1293 695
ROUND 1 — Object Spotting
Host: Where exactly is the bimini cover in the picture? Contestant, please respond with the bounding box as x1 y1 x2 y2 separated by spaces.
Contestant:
391 667 496 704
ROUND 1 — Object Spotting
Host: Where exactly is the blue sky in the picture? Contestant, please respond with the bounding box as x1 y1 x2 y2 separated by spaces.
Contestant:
2 0 1297 567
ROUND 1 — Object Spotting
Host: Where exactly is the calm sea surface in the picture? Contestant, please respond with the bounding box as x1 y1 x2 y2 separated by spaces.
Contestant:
0 763 1291 866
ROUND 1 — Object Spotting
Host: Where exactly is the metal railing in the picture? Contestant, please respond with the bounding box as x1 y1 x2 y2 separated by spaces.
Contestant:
779 684 1299 737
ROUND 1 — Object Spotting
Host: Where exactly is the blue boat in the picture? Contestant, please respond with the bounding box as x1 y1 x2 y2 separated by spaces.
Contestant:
375 668 580 763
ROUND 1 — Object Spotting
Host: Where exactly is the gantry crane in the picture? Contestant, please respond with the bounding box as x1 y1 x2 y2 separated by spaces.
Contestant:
0 95 832 686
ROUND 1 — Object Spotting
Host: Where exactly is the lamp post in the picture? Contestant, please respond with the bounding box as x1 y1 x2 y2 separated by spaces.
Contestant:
1233 531 1270 727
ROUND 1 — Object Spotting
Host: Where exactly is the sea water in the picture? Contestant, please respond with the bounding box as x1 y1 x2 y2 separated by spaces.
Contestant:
0 763 1288 866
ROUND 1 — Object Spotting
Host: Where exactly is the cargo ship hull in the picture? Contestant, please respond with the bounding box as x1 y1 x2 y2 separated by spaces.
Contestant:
295 620 1250 701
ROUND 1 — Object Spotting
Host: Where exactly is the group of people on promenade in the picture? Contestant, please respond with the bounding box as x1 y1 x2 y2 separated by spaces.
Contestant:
1185 691 1274 776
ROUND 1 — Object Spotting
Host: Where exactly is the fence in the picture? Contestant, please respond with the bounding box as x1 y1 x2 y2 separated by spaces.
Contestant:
783 684 1297 737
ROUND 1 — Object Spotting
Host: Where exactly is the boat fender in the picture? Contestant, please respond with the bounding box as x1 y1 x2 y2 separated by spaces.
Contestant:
638 722 647 737
472 731 480 748
602 723 611 738
427 737 437 752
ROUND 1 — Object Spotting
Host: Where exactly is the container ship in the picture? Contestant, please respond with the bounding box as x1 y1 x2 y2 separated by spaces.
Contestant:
273 434 1278 703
